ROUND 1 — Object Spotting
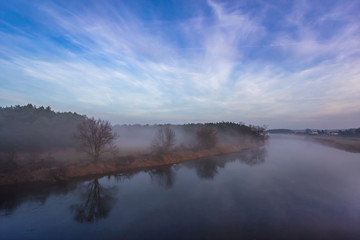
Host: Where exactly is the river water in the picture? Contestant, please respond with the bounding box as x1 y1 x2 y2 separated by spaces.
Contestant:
1 135 360 239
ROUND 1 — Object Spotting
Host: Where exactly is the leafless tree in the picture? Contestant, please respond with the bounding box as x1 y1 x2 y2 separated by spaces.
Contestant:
74 118 117 162
151 126 176 158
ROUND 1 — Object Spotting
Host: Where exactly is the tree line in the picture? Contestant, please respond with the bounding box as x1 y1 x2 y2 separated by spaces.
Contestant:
0 104 85 153
0 104 267 164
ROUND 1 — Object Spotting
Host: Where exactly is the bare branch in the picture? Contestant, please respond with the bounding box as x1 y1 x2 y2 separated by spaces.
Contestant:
74 117 117 162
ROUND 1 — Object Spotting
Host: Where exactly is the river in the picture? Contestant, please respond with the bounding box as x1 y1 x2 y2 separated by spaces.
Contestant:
1 135 360 239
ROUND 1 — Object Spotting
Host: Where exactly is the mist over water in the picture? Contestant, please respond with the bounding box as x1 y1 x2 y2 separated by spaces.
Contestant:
1 0 359 239
1 135 360 239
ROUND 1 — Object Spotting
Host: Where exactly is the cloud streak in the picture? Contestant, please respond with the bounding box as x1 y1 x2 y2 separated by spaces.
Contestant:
0 0 359 128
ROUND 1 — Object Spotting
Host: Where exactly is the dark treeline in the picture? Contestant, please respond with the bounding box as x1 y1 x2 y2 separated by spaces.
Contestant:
114 122 267 148
267 129 295 134
267 128 360 137
0 104 85 153
303 128 360 137
0 104 268 185
337 128 360 137
182 122 267 141
0 104 267 162
112 122 267 160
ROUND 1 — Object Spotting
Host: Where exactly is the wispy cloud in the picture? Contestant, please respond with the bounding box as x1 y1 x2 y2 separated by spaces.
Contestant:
0 0 359 128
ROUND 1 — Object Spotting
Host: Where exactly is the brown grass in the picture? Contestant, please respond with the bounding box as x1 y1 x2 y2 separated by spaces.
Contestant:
0 142 264 186
313 136 360 153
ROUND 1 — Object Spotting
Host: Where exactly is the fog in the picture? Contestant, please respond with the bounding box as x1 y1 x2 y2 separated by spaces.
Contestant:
112 123 264 155
0 105 265 158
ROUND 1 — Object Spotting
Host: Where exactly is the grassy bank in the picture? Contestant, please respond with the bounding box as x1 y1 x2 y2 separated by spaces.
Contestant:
0 142 264 186
312 136 360 153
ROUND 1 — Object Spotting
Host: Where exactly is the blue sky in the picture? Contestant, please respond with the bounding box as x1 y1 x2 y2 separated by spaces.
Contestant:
1 0 359 129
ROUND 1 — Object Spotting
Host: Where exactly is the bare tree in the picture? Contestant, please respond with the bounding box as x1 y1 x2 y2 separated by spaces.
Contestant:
151 126 176 158
74 118 117 162
196 126 217 149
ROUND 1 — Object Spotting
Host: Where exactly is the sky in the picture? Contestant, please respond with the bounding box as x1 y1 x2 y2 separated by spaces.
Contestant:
0 0 359 129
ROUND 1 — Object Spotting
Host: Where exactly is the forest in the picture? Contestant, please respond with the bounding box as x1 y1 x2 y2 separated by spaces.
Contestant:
0 104 267 185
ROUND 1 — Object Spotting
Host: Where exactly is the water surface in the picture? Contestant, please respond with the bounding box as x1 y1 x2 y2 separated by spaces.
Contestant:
1 135 360 239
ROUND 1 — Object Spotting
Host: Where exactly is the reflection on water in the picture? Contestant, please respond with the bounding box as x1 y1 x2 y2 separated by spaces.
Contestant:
238 147 266 166
0 182 78 216
190 157 224 179
185 147 266 179
112 171 137 183
0 148 266 217
1 136 360 239
70 179 116 223
147 165 176 188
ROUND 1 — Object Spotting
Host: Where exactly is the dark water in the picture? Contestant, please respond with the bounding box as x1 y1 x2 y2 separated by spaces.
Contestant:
1 135 360 240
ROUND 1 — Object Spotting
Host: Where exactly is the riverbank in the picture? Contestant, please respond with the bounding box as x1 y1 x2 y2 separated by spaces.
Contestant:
0 142 264 186
312 136 360 153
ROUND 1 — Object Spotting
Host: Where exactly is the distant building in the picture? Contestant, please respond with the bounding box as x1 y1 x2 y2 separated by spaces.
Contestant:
330 132 339 136
311 131 318 135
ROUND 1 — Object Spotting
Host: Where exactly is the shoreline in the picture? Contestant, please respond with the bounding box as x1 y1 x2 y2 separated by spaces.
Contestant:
0 142 264 186
311 136 360 153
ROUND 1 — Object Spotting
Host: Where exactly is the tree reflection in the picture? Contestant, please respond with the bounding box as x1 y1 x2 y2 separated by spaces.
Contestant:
238 147 266 166
0 182 77 216
185 147 267 179
112 171 138 183
148 165 175 188
194 158 226 179
70 179 115 223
